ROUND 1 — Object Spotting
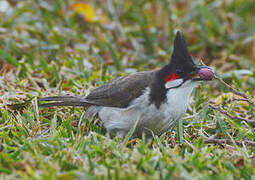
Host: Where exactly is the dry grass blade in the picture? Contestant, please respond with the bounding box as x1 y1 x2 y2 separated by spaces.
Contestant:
209 104 255 124
204 138 255 146
215 76 255 107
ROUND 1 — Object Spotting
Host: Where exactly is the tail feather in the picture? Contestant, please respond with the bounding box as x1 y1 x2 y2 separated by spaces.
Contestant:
38 96 91 107
39 96 81 102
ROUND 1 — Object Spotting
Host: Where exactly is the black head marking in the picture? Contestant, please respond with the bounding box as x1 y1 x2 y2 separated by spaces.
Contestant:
149 31 197 108
156 31 197 80
149 74 168 109
169 31 196 76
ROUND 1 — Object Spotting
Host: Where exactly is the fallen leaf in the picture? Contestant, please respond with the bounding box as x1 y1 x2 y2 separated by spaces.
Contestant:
214 92 248 106
71 3 107 24
234 158 244 168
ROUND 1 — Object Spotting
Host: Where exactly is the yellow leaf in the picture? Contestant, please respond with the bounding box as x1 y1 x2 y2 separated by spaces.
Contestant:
71 3 108 24
215 92 233 104
214 92 248 106
71 3 96 23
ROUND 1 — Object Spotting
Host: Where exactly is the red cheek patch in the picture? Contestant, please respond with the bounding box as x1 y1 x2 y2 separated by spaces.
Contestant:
164 73 179 82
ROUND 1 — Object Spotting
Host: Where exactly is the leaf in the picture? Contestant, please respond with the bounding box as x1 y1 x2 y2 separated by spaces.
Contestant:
71 3 107 24
177 119 183 145
38 56 48 71
107 43 121 70
234 158 244 168
221 69 253 79
213 92 248 106
123 118 139 147
71 3 95 23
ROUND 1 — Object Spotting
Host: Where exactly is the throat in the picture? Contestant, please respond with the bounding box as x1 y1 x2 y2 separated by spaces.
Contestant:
164 82 197 115
149 79 198 109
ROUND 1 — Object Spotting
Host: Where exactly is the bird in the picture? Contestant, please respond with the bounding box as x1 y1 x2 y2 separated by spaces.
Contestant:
39 31 214 138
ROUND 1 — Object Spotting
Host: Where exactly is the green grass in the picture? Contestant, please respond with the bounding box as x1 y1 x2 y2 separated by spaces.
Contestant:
0 0 255 179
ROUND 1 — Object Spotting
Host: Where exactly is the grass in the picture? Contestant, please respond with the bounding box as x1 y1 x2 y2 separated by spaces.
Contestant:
0 0 255 179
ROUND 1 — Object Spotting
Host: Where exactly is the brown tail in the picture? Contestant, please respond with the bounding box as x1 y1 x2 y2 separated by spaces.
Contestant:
38 96 91 107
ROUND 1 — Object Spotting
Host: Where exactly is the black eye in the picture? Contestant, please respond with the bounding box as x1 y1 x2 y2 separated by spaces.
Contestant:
176 69 184 75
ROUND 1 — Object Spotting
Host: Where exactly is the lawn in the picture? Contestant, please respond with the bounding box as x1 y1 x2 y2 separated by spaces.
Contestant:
0 0 255 179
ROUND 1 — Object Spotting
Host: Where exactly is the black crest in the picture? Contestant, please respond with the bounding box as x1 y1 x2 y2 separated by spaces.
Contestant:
157 31 197 79
169 31 196 74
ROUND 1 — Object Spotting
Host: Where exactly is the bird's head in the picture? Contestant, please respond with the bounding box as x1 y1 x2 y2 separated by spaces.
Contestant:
158 31 214 89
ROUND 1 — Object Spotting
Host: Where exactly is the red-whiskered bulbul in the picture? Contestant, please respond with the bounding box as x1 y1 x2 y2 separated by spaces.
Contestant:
39 31 214 137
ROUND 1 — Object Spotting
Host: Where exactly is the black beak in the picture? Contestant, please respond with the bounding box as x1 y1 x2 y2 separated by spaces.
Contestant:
189 66 214 81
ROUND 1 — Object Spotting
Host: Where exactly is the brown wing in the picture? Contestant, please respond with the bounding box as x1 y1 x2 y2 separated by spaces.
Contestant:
85 71 154 108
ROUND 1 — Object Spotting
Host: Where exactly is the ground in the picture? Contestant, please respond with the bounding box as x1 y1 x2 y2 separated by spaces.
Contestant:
0 0 255 179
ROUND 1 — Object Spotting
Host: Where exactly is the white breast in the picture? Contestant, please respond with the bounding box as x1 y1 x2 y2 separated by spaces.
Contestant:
94 80 198 137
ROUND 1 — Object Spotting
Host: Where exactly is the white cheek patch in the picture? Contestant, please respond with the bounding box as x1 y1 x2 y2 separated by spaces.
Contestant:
165 79 183 89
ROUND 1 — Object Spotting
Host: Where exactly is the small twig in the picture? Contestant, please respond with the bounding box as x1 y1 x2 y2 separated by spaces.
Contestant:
226 98 251 104
32 128 50 139
209 104 255 124
232 98 250 102
215 76 255 107
204 138 255 146
0 124 12 131
184 139 195 150
34 97 41 131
